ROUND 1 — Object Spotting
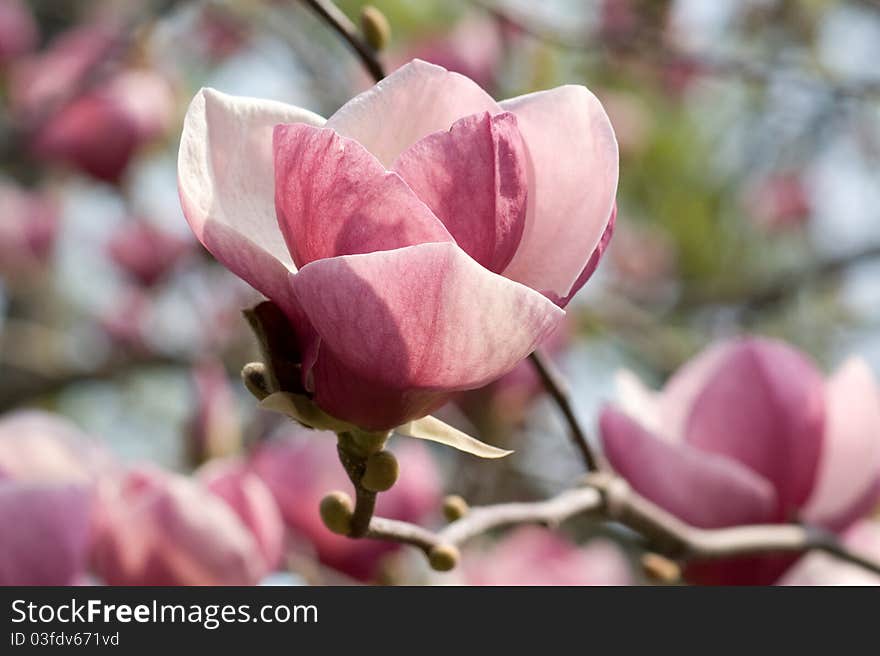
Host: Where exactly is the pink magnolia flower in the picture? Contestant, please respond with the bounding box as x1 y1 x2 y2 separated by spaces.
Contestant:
11 25 175 182
178 60 618 431
0 475 93 586
249 429 441 581
0 182 58 281
601 337 880 584
779 521 880 586
745 173 812 232
0 0 37 64
458 527 633 586
92 465 275 586
107 219 191 287
186 360 243 465
0 411 111 585
198 459 285 573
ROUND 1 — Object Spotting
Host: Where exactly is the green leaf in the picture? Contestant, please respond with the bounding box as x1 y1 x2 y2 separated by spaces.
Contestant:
395 415 513 459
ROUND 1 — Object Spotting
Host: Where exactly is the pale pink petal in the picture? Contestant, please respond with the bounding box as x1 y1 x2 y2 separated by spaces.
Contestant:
684 338 825 513
273 123 451 267
500 85 618 301
659 340 738 442
199 458 285 570
393 111 528 273
614 368 663 436
178 87 324 315
460 527 633 586
780 521 880 586
93 467 268 586
0 482 92 585
549 204 616 307
291 242 564 429
803 358 880 528
600 406 779 528
326 59 501 166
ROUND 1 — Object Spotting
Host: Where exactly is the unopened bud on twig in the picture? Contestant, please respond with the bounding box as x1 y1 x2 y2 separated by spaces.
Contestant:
241 362 272 400
442 495 469 522
428 544 460 572
360 5 391 52
320 490 354 535
361 450 399 492
641 552 681 584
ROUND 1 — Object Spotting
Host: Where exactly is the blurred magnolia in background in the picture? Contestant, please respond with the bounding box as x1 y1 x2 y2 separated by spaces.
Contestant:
2 0 880 587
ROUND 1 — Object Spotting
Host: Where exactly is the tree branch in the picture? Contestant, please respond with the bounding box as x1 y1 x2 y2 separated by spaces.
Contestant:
365 473 880 577
528 350 600 472
300 0 385 83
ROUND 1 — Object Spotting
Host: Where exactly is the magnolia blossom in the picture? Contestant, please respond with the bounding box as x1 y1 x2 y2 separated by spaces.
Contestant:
107 219 191 287
0 411 110 585
248 429 442 581
458 527 633 586
93 465 279 586
601 337 880 584
186 360 243 464
11 25 175 182
178 60 618 431
0 0 37 64
0 181 58 281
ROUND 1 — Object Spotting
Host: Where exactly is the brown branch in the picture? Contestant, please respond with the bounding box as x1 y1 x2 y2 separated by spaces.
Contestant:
528 350 599 472
300 0 385 83
365 473 880 578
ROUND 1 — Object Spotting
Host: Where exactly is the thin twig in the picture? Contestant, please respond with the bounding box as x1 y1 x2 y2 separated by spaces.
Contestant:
366 474 880 577
528 350 599 472
300 0 385 83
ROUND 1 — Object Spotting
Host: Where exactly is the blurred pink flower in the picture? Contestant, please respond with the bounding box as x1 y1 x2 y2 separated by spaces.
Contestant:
0 410 112 484
186 360 243 464
198 459 285 572
0 411 111 585
93 465 275 586
608 219 677 292
0 476 93 585
248 429 441 581
745 173 812 232
107 219 191 287
601 337 880 584
459 527 633 586
394 15 503 90
98 288 152 352
0 0 38 64
10 25 175 182
178 61 618 430
0 181 59 280
779 521 880 586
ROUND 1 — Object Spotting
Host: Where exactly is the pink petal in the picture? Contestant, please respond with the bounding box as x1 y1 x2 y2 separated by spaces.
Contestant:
803 358 880 529
461 527 633 586
660 340 740 442
393 111 528 273
291 242 564 430
0 482 92 585
199 459 285 570
273 123 451 268
600 406 779 528
548 204 616 307
780 521 880 586
93 467 268 586
178 88 324 317
683 338 825 513
326 59 501 167
499 85 618 301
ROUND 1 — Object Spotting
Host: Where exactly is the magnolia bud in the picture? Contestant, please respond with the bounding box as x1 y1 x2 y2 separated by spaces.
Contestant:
442 495 469 522
241 362 272 400
428 544 460 572
360 5 391 52
319 490 354 535
361 450 399 492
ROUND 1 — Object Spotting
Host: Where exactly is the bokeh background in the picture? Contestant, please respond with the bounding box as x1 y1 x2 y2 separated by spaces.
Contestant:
1 0 879 585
